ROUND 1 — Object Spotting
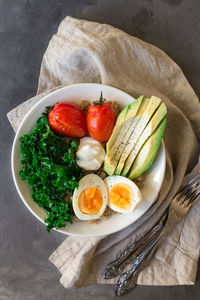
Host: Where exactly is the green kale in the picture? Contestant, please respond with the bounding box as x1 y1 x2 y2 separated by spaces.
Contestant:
19 112 82 232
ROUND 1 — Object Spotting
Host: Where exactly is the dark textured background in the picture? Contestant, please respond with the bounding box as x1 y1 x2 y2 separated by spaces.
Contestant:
0 0 200 299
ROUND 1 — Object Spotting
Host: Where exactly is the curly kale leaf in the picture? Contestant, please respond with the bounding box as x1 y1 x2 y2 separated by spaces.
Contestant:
19 112 82 232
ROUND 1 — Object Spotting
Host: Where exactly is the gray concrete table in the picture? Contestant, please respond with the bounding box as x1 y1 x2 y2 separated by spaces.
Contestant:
0 0 199 299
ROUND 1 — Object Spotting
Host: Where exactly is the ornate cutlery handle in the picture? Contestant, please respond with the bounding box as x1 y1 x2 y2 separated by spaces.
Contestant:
104 212 167 279
115 231 161 296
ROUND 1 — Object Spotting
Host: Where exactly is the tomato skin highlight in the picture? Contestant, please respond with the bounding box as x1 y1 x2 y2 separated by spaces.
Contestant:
86 103 117 142
48 103 87 138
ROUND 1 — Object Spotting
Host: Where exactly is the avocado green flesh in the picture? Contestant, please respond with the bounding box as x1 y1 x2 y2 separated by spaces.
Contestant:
104 95 144 176
106 105 129 152
121 102 167 176
128 118 166 180
115 96 161 175
108 95 144 158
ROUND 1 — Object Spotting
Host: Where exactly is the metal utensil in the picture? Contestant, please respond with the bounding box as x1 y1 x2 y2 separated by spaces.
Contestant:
103 212 168 279
115 174 200 296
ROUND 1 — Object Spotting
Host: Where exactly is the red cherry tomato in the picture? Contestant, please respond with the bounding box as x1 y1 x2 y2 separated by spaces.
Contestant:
86 93 117 142
48 103 87 138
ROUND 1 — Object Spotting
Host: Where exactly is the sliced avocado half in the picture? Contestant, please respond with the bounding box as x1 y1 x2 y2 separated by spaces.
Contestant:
115 96 162 175
128 118 166 180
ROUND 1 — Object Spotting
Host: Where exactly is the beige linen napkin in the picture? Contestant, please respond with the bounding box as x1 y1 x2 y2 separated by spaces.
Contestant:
8 17 200 288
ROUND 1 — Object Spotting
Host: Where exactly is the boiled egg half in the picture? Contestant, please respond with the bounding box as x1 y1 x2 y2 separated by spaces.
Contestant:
104 176 142 213
73 174 108 220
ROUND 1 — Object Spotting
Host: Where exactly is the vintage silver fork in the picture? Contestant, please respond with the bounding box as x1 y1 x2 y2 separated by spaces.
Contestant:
104 211 168 279
115 174 200 296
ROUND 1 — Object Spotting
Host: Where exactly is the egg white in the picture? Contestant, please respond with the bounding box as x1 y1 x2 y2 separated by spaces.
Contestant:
104 176 142 213
73 174 108 220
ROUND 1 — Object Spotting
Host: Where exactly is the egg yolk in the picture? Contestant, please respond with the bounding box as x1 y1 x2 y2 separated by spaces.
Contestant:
109 183 133 210
78 187 103 215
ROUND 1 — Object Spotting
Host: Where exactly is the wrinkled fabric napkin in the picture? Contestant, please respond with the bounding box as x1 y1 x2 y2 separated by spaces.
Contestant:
8 17 200 288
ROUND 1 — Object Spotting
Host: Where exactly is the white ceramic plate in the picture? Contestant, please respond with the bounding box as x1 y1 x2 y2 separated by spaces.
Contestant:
11 83 166 236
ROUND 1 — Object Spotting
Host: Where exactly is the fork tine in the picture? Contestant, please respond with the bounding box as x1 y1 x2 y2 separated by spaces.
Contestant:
182 182 200 205
186 190 200 207
181 179 199 204
177 175 200 202
181 180 200 204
